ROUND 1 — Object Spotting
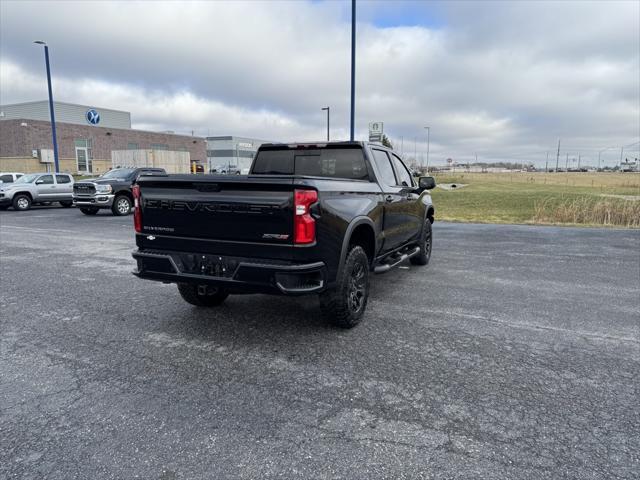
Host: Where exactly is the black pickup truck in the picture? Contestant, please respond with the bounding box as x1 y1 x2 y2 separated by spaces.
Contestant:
73 167 166 216
132 142 435 328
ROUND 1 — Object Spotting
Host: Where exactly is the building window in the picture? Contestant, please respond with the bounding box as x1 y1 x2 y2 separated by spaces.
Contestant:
127 143 139 150
151 143 168 150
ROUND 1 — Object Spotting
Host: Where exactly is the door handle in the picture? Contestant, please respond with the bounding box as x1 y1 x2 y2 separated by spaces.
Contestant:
385 195 394 203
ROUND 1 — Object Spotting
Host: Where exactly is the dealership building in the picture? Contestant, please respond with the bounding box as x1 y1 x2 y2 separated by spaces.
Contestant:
207 135 271 172
0 100 206 175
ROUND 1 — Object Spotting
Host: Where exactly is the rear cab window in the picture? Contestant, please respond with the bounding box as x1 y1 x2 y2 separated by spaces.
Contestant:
56 174 72 184
252 146 370 180
0 174 14 183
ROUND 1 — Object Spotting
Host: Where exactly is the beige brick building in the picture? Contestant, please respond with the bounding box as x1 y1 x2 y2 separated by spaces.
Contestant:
0 101 206 175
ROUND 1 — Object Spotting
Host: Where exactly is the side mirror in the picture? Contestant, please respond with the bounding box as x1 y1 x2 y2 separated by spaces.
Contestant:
418 176 436 190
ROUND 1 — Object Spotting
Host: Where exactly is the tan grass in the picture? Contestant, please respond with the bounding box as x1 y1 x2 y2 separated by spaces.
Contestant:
533 197 640 227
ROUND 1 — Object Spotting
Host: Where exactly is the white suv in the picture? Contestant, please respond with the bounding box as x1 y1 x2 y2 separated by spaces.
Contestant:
0 172 25 185
0 172 74 211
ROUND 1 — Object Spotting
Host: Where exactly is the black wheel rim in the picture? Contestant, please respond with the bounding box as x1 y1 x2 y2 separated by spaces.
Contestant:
348 261 366 313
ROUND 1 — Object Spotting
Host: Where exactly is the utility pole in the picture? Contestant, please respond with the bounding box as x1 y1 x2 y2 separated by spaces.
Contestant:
565 153 569 172
414 137 417 166
578 153 581 170
321 107 330 141
598 150 602 171
545 151 549 172
620 146 624 168
349 0 356 141
424 126 430 172
555 138 561 173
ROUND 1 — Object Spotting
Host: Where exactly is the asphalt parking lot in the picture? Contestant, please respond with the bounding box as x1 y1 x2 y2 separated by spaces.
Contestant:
1 206 638 479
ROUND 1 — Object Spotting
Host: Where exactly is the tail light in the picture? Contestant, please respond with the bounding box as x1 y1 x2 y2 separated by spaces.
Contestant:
132 184 142 233
294 189 317 244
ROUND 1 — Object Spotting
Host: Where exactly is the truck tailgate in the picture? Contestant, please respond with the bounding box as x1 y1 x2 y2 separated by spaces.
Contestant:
137 176 295 245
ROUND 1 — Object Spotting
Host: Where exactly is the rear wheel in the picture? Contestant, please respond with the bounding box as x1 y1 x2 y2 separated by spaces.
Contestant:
319 245 370 328
177 283 229 307
12 194 31 211
60 201 73 208
111 195 132 216
80 207 99 215
410 220 432 266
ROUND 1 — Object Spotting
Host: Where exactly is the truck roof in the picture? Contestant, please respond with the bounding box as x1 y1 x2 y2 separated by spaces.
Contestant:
259 141 384 149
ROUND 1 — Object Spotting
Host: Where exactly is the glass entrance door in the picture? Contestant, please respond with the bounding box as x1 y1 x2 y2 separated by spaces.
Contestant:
76 147 90 174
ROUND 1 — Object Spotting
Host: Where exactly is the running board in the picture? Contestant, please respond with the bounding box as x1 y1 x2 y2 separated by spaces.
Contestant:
374 246 421 274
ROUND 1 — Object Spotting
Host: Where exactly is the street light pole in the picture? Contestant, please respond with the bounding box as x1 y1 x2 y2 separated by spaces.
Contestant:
321 107 330 141
424 126 430 173
34 41 59 173
349 0 356 141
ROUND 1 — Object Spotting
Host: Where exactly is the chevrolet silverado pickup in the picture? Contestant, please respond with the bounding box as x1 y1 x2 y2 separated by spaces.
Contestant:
132 142 435 328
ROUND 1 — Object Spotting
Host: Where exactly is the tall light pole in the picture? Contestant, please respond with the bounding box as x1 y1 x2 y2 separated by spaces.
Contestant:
349 0 356 141
34 40 59 173
424 126 430 172
321 107 330 141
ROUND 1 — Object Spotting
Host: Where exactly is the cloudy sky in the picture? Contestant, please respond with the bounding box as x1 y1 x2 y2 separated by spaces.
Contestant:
1 0 638 166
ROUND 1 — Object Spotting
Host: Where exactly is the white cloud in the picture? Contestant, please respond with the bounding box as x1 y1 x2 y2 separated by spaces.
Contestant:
1 0 638 166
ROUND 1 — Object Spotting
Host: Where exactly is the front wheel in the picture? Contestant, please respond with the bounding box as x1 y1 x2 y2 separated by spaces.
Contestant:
12 194 31 211
410 220 432 266
177 283 229 307
111 195 132 216
319 245 370 328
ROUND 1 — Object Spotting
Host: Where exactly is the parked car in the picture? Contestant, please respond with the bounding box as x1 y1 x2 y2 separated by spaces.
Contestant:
218 165 241 175
132 141 436 328
73 167 166 216
0 172 74 211
0 172 25 185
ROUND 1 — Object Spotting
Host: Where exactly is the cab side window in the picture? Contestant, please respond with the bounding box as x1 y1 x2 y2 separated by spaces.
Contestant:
371 149 397 187
0 174 13 183
391 155 413 187
37 175 54 184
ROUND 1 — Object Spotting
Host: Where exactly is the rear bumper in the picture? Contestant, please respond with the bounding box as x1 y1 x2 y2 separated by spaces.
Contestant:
132 249 326 295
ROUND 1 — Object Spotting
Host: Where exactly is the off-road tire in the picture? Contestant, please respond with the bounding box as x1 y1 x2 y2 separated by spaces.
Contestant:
80 207 99 215
177 283 229 307
12 194 31 211
319 245 370 328
112 195 132 216
60 201 73 208
410 219 432 266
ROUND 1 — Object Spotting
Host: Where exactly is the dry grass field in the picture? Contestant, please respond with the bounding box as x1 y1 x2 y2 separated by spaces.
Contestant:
430 172 640 228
